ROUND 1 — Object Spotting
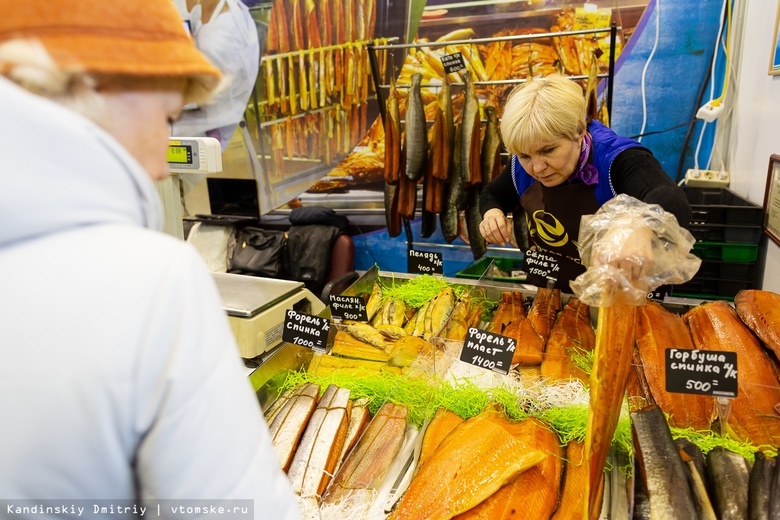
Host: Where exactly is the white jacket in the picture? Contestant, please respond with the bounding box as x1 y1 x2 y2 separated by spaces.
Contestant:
0 77 299 519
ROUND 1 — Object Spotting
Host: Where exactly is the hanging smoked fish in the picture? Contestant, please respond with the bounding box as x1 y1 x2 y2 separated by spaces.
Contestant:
384 78 402 185
430 80 453 182
404 73 427 182
459 73 482 188
481 105 502 184
465 188 486 259
584 55 600 123
384 182 402 237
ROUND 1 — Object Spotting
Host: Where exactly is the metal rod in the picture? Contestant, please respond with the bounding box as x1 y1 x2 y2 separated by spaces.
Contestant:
381 73 609 90
371 27 620 50
607 22 617 126
367 44 386 125
261 37 399 62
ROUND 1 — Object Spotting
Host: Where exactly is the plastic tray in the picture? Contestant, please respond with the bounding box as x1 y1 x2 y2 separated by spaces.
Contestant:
688 223 763 243
692 241 759 263
683 187 764 225
455 256 527 283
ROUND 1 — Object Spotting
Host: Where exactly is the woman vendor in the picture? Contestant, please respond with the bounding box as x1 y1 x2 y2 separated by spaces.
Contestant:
479 74 692 293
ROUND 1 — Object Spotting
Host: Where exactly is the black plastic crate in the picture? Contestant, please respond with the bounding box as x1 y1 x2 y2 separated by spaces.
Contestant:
671 276 756 299
683 187 763 225
688 223 763 243
697 260 757 281
692 241 759 262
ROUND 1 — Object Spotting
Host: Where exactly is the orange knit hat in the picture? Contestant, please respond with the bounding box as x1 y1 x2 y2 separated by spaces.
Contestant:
0 0 221 103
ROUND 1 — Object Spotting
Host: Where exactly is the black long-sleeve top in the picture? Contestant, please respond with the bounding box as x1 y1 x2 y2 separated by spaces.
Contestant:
480 148 692 229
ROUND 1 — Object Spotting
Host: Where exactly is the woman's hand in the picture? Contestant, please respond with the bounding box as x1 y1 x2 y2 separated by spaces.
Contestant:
591 226 655 284
479 208 516 247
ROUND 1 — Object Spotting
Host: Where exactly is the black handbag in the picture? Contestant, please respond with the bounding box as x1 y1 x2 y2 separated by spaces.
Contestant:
229 227 287 278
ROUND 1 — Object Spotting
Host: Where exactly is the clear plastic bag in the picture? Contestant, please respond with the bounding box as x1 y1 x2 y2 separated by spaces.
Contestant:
570 194 701 307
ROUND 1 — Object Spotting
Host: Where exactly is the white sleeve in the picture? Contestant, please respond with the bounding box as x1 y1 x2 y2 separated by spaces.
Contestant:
133 246 299 519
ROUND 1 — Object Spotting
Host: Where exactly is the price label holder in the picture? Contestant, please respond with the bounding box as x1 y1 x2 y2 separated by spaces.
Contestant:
459 327 516 375
408 249 443 275
329 294 368 322
282 309 332 352
441 52 466 74
522 249 560 288
648 284 671 302
665 348 738 398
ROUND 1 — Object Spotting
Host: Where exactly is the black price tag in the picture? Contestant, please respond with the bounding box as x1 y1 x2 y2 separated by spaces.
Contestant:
459 327 516 375
648 284 671 302
522 249 560 287
440 52 466 74
329 295 368 321
282 309 331 351
408 249 443 275
665 348 738 398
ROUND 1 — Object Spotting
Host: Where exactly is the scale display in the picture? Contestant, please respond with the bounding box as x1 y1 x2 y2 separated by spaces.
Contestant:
167 144 192 165
167 137 222 174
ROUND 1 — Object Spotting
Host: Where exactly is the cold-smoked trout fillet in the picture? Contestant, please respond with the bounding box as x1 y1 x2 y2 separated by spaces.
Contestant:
541 297 595 383
488 291 526 335
507 288 561 366
418 408 465 469
684 300 780 446
735 289 780 361
388 412 547 520
551 441 604 520
454 416 563 520
635 301 717 430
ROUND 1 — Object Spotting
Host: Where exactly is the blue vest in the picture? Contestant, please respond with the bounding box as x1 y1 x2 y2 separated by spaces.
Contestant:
510 120 645 207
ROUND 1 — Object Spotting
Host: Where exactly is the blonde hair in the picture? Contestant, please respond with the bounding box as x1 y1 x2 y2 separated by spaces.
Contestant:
0 39 108 125
500 74 587 156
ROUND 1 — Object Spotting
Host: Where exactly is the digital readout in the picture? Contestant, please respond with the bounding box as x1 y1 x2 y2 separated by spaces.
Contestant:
167 145 191 164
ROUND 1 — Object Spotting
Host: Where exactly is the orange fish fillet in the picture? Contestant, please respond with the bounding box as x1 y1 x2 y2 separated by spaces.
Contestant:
552 441 604 520
489 291 526 335
508 288 561 365
584 299 637 520
684 300 780 446
735 289 780 361
454 416 563 520
389 412 547 520
541 297 595 383
418 408 465 469
635 301 717 430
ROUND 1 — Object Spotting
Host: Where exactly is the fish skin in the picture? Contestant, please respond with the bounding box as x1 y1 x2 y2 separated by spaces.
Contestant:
541 297 595 383
417 408 465 469
404 73 427 181
385 181 402 237
287 385 351 498
678 450 717 520
706 447 750 520
684 300 780 446
631 406 699 519
331 330 391 362
263 387 294 425
384 80 402 184
635 301 717 430
749 451 774 520
443 296 471 342
268 383 321 472
382 299 408 327
454 416 563 520
675 439 708 491
346 322 388 349
480 105 502 184
489 291 526 334
458 73 482 187
768 451 780 517
440 162 463 243
584 299 637 520
336 402 370 472
466 188 487 260
424 287 456 339
413 301 429 337
735 289 780 360
389 413 547 520
322 402 408 505
365 282 384 322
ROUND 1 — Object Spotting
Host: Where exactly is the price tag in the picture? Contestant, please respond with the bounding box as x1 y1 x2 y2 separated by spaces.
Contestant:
665 348 738 398
522 249 560 287
648 284 670 302
408 249 443 275
459 327 516 375
329 295 368 321
440 52 466 74
282 309 331 351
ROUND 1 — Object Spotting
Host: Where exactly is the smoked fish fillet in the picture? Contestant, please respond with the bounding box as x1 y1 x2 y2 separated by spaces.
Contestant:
268 383 320 472
635 301 717 430
321 402 408 505
418 408 465 469
584 298 637 520
388 412 547 520
489 291 526 335
735 289 780 360
507 288 561 365
541 297 595 383
684 300 780 446
454 416 563 520
551 441 604 520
